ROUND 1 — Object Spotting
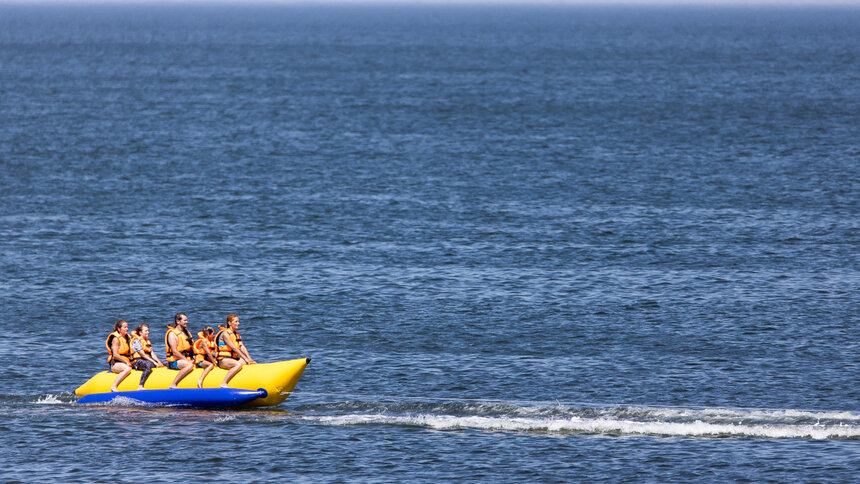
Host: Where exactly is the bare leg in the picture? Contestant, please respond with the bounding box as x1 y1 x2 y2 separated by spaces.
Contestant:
197 361 214 388
110 363 131 392
218 359 244 388
169 360 194 389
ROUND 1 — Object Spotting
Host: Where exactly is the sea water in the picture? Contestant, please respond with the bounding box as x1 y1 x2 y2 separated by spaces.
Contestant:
0 4 858 482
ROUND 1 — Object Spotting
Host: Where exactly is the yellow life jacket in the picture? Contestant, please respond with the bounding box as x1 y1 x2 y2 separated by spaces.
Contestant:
164 326 194 362
130 334 152 363
105 331 132 364
215 326 243 361
193 332 217 365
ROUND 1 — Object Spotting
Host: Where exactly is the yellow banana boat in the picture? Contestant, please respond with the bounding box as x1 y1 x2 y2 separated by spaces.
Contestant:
75 358 310 407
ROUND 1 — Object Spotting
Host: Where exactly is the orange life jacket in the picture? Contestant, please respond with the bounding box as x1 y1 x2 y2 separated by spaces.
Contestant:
193 332 217 365
164 326 194 362
215 326 243 361
105 331 132 364
130 334 153 363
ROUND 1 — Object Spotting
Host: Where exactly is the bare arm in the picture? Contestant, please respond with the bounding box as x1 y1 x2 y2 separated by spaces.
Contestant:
204 344 216 364
224 337 253 364
147 352 164 367
238 344 256 365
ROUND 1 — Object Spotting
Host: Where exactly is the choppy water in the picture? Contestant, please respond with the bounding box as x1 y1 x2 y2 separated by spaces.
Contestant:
1 4 858 482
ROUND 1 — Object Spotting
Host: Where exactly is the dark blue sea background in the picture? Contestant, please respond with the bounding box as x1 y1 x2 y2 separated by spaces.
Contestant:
1 3 858 481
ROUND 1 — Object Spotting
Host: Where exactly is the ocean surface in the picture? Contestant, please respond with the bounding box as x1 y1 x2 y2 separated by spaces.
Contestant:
1 3 858 482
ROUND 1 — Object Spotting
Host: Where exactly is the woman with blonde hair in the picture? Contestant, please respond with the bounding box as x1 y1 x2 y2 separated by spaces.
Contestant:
215 314 257 388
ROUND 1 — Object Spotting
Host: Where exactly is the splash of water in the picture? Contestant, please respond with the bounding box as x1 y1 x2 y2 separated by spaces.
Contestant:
34 394 64 405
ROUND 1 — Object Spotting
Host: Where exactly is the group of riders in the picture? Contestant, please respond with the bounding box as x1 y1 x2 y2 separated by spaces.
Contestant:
105 312 257 392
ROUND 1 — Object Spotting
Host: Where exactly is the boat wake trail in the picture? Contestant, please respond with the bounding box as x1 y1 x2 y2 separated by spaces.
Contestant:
289 396 860 440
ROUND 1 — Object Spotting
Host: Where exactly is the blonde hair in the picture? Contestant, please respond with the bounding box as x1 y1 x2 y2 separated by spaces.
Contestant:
226 314 239 324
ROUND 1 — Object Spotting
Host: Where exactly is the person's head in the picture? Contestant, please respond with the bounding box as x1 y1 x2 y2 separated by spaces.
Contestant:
135 323 150 338
175 312 188 328
226 313 239 330
201 325 215 340
114 319 128 335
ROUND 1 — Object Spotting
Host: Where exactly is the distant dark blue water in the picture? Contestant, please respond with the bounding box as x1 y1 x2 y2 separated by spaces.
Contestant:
1 4 858 482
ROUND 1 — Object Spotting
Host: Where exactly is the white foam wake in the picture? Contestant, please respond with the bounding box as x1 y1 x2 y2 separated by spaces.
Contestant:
302 413 859 440
640 407 860 422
